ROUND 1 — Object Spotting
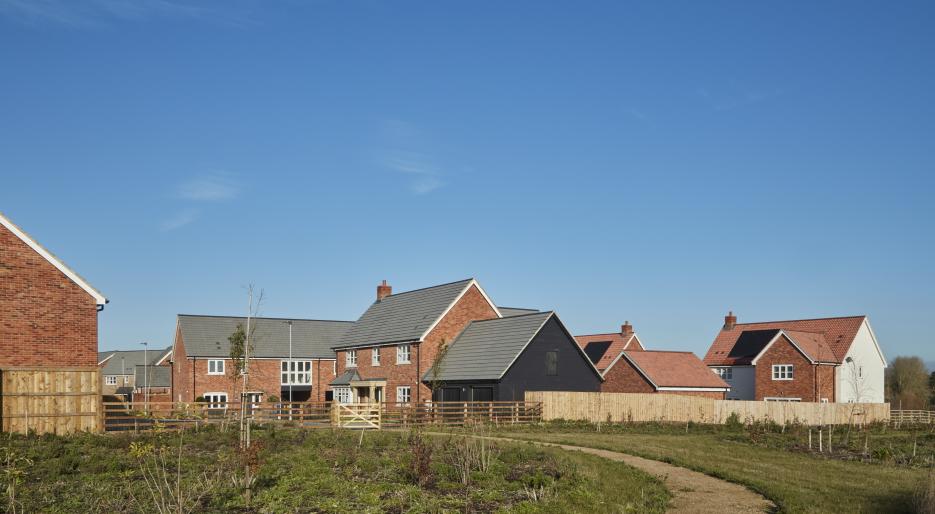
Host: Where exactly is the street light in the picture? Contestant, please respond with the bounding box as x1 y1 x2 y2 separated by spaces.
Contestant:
141 341 148 411
284 320 293 418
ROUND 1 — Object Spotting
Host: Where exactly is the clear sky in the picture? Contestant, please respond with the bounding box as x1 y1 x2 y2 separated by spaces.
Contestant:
1 1 933 362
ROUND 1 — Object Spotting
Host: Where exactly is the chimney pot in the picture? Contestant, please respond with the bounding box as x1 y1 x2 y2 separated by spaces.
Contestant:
376 280 393 302
621 321 633 338
724 311 737 330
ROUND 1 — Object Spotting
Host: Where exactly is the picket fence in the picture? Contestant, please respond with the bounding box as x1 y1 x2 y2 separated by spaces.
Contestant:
525 391 891 425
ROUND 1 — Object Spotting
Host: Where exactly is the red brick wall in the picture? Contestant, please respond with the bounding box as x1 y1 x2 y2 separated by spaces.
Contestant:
171 327 336 402
0 223 99 367
755 335 834 402
600 359 655 393
335 284 499 403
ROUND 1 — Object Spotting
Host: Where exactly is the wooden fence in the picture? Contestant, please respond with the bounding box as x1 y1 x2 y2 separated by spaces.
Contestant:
102 400 542 431
890 410 934 425
0 367 102 435
526 391 891 425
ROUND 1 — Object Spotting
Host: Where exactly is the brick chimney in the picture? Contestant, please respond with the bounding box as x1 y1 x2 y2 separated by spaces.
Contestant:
724 311 737 330
620 321 634 338
376 280 392 302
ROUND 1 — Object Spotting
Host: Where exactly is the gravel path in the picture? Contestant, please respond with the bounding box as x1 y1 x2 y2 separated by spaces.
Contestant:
449 434 776 513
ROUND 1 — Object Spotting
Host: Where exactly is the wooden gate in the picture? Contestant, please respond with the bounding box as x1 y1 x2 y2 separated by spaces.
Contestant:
0 367 102 434
333 402 381 429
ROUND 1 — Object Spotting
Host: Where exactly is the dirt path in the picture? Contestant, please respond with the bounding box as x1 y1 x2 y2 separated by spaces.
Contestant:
439 433 775 514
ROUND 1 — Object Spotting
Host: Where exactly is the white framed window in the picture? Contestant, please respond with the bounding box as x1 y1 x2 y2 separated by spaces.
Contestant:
372 347 381 366
396 386 411 404
821 398 830 403
281 360 312 385
332 360 336 375
713 367 732 380
333 387 352 404
396 344 411 364
207 359 225 375
105 376 117 385
124 376 131 385
764 397 801 402
346 350 357 368
771 364 793 380
204 392 228 408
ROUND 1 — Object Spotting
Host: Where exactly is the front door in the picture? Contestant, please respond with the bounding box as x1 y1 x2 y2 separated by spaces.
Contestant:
374 387 383 403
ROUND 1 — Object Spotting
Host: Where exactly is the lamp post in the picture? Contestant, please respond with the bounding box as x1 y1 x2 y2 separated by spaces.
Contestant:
141 341 148 411
285 321 293 417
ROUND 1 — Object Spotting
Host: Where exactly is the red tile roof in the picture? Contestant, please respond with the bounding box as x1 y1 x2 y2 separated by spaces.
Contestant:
621 350 730 389
575 333 643 371
704 316 866 366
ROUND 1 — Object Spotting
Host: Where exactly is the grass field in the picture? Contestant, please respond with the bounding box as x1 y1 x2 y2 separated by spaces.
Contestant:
0 425 668 513
486 421 934 513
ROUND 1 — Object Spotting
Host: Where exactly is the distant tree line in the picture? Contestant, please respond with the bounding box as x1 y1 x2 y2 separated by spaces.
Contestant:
884 356 935 410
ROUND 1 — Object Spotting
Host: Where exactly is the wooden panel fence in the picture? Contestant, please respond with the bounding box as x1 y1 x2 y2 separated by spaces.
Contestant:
102 400 542 431
526 391 891 425
890 410 934 425
0 367 102 435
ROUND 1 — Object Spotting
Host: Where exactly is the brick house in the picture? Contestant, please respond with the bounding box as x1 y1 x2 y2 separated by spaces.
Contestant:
171 315 352 404
423 311 603 401
599 350 729 398
703 312 887 403
575 321 645 372
1 212 107 367
331 279 501 404
98 347 171 398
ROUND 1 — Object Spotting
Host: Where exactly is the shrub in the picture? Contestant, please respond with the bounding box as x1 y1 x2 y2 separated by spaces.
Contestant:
916 471 935 514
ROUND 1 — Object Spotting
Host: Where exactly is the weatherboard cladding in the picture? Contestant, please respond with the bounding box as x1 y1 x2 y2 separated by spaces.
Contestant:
426 311 553 382
335 279 474 349
177 315 352 359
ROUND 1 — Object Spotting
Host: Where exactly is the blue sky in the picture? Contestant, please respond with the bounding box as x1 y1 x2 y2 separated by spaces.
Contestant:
1 1 933 361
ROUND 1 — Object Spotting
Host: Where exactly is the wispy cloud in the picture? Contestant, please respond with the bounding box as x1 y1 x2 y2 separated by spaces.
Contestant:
378 120 447 195
159 208 198 232
176 173 240 201
160 172 240 231
0 0 251 28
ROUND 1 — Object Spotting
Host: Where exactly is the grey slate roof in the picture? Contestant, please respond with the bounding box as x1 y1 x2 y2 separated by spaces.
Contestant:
98 351 115 365
498 307 539 317
335 279 483 349
178 315 352 359
424 311 554 382
135 365 171 388
101 348 170 375
330 369 361 386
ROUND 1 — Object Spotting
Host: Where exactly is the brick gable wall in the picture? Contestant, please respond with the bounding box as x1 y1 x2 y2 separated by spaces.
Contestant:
334 284 499 403
599 358 655 393
755 334 835 402
0 223 98 367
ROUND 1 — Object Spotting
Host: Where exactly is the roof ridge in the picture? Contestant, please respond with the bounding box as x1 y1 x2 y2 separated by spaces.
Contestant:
733 315 866 325
630 349 695 354
576 331 632 338
177 314 353 323
472 310 553 322
381 278 474 299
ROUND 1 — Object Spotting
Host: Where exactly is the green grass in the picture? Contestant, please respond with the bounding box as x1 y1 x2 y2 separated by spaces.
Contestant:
484 421 932 513
0 426 668 513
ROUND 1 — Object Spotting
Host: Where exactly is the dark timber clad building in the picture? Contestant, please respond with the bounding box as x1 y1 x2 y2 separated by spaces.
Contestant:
423 311 603 401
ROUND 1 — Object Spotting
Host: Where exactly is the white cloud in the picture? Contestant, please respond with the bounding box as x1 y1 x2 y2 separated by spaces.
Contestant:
159 209 198 231
177 173 240 201
378 121 448 195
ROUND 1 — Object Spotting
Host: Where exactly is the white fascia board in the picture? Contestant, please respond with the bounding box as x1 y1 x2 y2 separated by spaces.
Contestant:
0 212 108 305
859 316 888 367
656 387 730 392
750 330 817 365
625 334 645 350
418 279 502 342
618 352 660 389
